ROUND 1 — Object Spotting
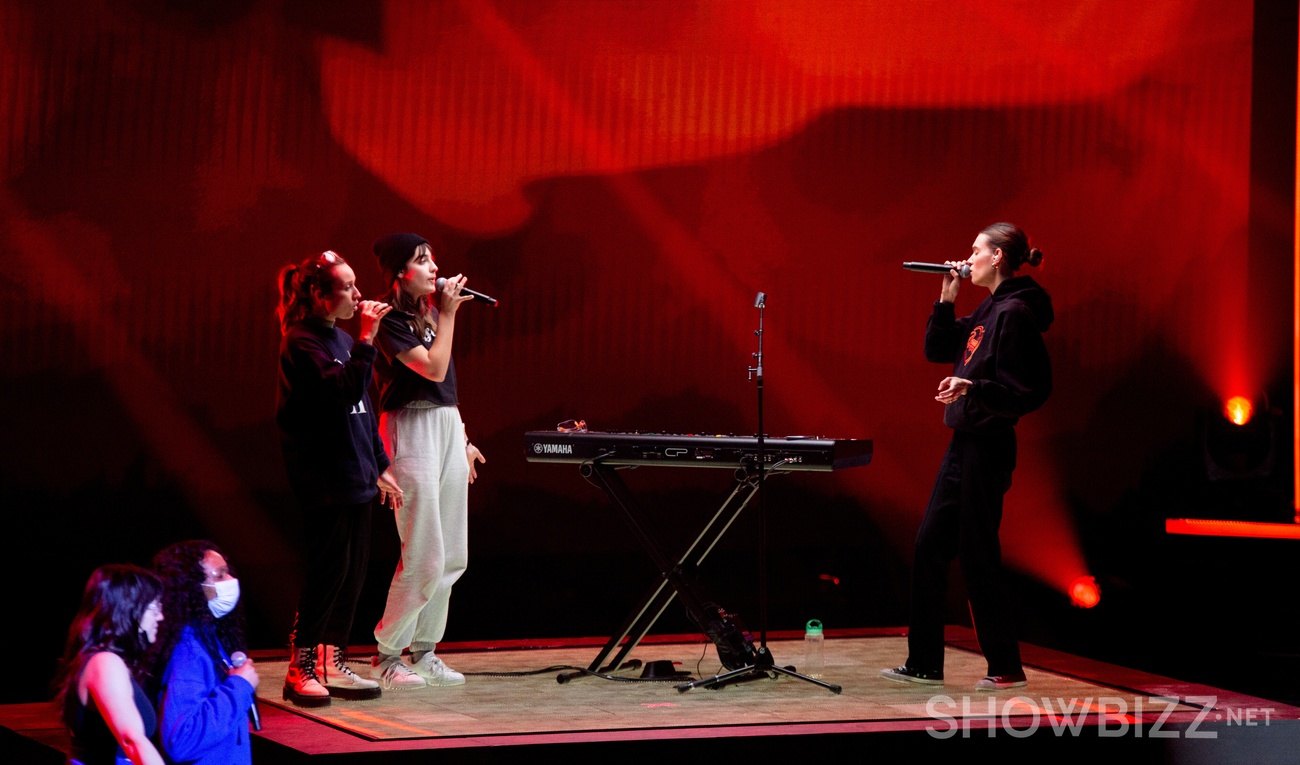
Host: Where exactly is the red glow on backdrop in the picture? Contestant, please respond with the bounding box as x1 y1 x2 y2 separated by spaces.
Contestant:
1069 577 1101 609
0 0 1284 645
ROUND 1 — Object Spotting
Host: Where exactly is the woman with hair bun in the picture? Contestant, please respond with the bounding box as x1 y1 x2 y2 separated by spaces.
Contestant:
275 250 402 706
54 564 166 765
881 222 1053 692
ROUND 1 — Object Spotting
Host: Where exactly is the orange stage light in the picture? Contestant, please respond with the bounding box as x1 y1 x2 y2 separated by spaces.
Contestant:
1223 396 1254 426
1068 576 1101 609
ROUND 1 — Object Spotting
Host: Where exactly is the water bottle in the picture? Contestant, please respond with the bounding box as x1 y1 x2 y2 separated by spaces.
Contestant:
803 619 824 678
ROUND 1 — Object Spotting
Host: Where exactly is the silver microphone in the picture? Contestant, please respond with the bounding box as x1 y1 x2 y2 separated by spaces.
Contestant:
903 262 971 278
229 651 261 731
435 277 499 306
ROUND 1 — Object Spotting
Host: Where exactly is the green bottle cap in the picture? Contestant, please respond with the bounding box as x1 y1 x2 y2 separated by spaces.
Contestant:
805 619 823 635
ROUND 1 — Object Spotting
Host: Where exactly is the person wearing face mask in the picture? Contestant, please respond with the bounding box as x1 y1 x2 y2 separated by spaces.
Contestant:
152 541 260 765
274 250 400 706
54 564 166 765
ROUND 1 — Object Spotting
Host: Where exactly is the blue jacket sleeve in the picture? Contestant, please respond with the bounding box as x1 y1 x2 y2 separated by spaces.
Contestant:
158 631 254 761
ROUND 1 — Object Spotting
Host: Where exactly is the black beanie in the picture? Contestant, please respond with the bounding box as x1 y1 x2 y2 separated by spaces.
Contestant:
373 233 429 281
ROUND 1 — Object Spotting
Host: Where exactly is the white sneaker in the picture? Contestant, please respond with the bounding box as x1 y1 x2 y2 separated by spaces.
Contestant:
369 655 427 689
318 645 382 700
412 652 465 686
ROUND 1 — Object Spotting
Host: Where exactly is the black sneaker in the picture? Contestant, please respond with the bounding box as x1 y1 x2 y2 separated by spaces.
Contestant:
975 672 1027 691
880 665 944 685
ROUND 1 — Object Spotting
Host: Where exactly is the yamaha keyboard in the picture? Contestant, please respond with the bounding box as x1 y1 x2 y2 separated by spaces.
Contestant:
524 430 872 472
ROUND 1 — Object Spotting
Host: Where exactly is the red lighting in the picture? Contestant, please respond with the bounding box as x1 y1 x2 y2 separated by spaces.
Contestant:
1068 576 1101 609
1223 396 1254 426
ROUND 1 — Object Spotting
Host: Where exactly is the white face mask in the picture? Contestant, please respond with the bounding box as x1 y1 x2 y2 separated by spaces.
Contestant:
204 578 240 618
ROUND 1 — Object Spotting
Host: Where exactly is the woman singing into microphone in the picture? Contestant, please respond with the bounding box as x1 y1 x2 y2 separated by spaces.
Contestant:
366 233 486 690
881 222 1052 692
275 249 401 705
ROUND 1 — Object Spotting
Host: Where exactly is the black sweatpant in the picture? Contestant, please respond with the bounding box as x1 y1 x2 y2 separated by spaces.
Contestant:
293 499 373 649
905 428 1021 677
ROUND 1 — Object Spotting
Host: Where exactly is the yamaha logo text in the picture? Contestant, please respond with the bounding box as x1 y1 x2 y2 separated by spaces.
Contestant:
534 443 573 455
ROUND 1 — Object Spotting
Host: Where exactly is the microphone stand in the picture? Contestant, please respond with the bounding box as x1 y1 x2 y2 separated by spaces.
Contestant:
676 291 841 694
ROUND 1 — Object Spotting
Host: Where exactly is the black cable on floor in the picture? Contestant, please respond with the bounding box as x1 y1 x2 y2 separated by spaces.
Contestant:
462 665 698 683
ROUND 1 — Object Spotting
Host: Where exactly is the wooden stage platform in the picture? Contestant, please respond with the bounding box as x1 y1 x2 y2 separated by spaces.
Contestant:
5 627 1298 763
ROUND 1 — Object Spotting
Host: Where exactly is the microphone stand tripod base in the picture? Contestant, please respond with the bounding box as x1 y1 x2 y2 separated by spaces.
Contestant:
674 647 843 694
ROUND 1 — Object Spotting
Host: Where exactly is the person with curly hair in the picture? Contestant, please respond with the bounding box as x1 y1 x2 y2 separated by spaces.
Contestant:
152 541 259 765
54 564 166 765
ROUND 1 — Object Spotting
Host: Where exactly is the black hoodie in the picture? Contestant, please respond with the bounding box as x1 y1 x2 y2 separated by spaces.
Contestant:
276 318 390 506
924 275 1053 433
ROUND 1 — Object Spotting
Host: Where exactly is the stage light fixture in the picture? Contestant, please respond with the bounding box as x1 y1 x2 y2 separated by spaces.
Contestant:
1202 394 1276 482
1223 395 1254 426
1068 576 1100 609
1222 395 1253 424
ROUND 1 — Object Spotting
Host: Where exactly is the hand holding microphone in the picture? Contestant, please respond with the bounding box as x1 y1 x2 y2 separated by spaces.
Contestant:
228 651 262 731
903 262 971 278
436 277 499 307
903 261 970 303
357 300 392 344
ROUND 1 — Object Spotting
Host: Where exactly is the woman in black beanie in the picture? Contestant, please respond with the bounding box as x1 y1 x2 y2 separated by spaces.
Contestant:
366 233 486 689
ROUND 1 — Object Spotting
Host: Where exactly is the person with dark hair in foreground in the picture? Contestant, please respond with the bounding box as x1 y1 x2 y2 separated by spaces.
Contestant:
881 222 1053 691
365 233 486 689
152 541 259 765
275 249 399 706
55 564 166 765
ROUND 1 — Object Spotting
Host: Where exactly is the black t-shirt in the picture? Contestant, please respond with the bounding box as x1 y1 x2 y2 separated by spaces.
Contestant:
374 307 458 411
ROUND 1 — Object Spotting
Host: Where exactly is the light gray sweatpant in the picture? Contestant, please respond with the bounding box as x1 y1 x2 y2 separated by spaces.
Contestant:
374 403 469 657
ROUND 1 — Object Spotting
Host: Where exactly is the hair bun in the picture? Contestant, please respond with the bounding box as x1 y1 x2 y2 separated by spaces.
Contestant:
1026 247 1043 267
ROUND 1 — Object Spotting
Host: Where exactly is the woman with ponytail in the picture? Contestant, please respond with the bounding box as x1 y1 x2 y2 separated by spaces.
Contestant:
881 222 1053 693
274 250 401 706
55 565 165 765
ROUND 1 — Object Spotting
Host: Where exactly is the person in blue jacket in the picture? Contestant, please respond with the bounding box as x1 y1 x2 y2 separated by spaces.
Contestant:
881 222 1053 692
152 541 260 765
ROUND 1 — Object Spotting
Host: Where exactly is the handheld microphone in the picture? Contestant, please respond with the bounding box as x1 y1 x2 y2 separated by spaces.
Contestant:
435 277 499 307
229 651 261 731
903 262 971 278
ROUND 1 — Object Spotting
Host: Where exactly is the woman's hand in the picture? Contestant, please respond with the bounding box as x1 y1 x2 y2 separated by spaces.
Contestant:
378 469 403 510
935 376 972 404
357 300 392 344
939 261 966 303
466 443 486 484
229 657 260 690
941 260 972 301
438 274 476 315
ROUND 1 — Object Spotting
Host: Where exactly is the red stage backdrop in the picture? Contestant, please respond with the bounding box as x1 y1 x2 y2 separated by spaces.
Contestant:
0 0 1291 699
